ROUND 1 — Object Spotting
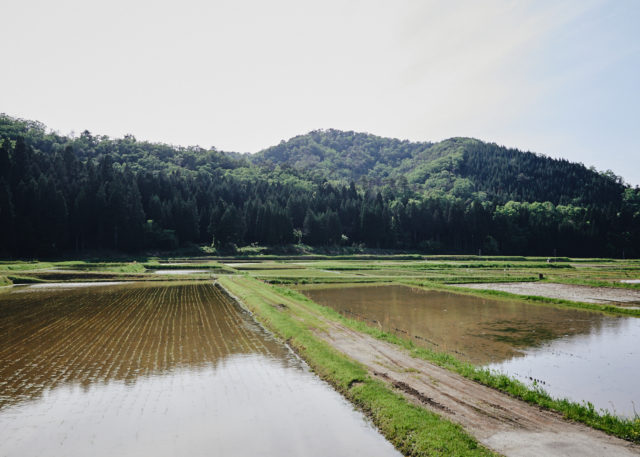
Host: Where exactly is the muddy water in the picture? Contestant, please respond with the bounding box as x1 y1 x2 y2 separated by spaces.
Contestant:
300 284 640 417
485 318 640 418
0 282 400 457
150 269 208 274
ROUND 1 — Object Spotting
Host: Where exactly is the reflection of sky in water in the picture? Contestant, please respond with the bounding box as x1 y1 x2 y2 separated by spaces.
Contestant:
301 285 614 364
0 283 400 457
486 318 640 418
0 354 400 457
302 284 640 419
151 269 208 275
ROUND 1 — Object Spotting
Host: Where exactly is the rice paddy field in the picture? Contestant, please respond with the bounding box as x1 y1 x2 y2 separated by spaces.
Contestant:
299 283 640 417
0 281 401 457
1 255 640 455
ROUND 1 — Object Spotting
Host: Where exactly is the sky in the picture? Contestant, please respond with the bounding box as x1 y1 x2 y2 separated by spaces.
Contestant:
1 0 639 185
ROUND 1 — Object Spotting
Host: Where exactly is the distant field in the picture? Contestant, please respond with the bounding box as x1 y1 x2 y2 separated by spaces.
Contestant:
3 255 638 313
3 255 640 453
3 256 639 286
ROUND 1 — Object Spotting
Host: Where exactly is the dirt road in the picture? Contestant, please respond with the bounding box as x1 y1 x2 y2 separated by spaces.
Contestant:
314 318 640 457
457 282 640 306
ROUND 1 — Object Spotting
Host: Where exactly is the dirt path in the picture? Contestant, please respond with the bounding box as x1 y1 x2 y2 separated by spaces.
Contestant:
457 282 640 306
313 318 640 457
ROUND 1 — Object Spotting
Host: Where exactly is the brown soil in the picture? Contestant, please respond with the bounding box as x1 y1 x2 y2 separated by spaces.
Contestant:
300 284 612 365
458 282 640 306
312 316 640 457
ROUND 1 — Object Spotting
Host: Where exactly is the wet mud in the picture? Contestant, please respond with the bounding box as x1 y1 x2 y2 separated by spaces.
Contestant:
300 284 640 417
0 282 400 457
458 281 640 306
299 284 609 365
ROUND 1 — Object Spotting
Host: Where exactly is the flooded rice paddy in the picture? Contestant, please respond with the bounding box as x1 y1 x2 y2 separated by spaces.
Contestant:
150 269 209 275
458 281 640 307
300 284 640 417
0 282 400 457
22 281 127 289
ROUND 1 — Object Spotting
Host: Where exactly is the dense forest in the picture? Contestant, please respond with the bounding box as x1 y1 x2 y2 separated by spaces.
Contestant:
1 114 638 257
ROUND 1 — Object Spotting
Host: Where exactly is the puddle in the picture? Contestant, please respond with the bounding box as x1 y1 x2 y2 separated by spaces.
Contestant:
458 281 640 305
0 282 400 457
299 284 605 364
486 318 640 418
300 284 640 417
222 262 263 267
20 281 127 290
150 269 209 275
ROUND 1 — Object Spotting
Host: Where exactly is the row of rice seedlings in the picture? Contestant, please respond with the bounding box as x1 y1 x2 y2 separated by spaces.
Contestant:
0 282 277 409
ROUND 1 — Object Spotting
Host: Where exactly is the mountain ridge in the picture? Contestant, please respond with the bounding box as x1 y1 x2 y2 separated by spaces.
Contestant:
251 129 627 206
2 113 628 200
1 113 638 257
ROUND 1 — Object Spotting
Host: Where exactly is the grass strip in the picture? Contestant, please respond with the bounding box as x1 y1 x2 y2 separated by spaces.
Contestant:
267 282 640 443
218 276 496 457
142 262 227 269
546 277 640 290
6 275 48 284
0 261 55 271
301 278 640 318
402 281 640 317
319 263 573 271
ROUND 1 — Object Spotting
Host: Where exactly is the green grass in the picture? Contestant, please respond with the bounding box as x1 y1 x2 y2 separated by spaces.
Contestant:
6 275 48 284
424 282 640 317
237 257 640 317
0 261 55 271
90 263 147 273
209 257 640 306
0 260 147 274
219 276 496 457
142 262 225 269
255 281 640 444
317 262 573 271
546 277 640 290
142 261 237 274
0 259 233 277
56 261 149 273
267 277 383 285
2 254 639 445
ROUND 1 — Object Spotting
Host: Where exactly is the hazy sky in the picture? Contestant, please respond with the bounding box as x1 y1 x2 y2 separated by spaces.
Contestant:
2 0 639 184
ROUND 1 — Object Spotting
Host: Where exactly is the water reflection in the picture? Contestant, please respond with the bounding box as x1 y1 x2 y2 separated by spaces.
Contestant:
300 284 640 417
300 284 617 365
1 282 284 408
487 318 640 417
0 282 400 457
150 269 208 274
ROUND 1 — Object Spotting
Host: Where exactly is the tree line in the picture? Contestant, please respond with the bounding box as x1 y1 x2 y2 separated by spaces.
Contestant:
0 115 638 258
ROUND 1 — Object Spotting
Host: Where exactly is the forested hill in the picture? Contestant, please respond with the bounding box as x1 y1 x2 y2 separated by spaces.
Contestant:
254 130 626 206
1 114 638 258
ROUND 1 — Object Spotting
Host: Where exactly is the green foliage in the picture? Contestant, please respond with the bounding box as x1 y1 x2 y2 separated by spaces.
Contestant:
220 277 495 456
255 129 435 184
6 275 47 284
1 114 638 258
268 282 640 443
438 284 640 317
